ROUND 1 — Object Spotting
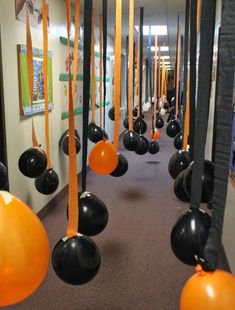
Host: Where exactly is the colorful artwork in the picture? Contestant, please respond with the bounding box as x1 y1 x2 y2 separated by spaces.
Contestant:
17 44 53 116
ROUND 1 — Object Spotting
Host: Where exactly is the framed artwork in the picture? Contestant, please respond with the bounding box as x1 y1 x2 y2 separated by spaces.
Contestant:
15 0 49 28
17 44 53 116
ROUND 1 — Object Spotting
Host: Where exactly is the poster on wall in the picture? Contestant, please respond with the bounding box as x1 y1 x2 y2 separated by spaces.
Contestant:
59 20 114 120
15 0 49 28
17 44 54 116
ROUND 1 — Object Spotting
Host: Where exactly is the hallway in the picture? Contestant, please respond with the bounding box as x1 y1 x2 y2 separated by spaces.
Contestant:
8 114 228 310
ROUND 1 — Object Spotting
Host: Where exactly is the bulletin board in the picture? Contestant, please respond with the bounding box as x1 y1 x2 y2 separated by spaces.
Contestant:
17 44 54 116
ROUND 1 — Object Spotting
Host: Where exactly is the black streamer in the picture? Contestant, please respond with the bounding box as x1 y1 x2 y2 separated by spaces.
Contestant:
145 57 149 103
102 0 107 130
125 36 129 114
82 0 92 192
147 27 154 133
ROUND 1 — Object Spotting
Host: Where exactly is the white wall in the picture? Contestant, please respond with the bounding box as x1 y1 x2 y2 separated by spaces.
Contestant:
0 0 123 213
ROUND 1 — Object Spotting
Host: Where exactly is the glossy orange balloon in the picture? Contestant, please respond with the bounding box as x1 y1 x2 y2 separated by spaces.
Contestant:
89 140 118 175
0 191 50 307
180 265 235 310
149 129 161 141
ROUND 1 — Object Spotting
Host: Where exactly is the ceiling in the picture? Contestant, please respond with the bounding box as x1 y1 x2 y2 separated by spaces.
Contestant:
72 0 186 69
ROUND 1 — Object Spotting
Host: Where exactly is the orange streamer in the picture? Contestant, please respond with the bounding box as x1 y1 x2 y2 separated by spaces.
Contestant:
183 78 190 151
113 0 122 149
72 0 80 104
175 27 181 117
153 35 158 128
128 0 134 131
65 0 79 238
99 14 103 128
91 9 96 123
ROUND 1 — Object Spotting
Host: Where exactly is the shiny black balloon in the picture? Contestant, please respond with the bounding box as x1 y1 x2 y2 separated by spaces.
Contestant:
18 147 47 178
174 131 183 150
148 140 160 154
183 160 215 203
123 130 140 151
166 119 181 138
110 153 128 177
123 117 129 129
156 116 164 129
88 123 103 143
59 129 80 146
133 117 147 134
61 135 81 155
168 150 190 179
132 106 138 117
134 135 149 155
171 208 211 266
0 162 8 190
174 170 190 202
52 235 101 285
108 107 115 121
35 168 59 195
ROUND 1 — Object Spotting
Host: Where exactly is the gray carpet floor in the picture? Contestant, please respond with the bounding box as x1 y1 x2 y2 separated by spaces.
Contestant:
7 113 229 310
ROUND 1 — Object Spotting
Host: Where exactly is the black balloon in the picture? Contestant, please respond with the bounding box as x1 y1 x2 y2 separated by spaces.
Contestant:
132 106 138 117
88 123 104 143
133 117 147 134
174 131 183 150
108 107 115 121
166 119 181 138
59 129 80 147
171 208 211 266
0 162 8 190
35 168 59 195
168 150 190 179
61 135 81 155
174 170 190 202
134 135 149 155
123 130 140 151
110 153 128 177
18 147 47 178
52 235 101 285
148 140 160 154
183 160 215 203
123 117 129 129
156 116 164 129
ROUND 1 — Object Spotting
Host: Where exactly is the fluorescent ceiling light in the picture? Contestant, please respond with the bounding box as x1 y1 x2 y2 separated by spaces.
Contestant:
154 55 170 60
135 25 167 36
161 61 170 65
151 46 169 52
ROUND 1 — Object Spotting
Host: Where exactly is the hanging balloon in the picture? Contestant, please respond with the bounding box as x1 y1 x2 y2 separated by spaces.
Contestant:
166 119 181 138
132 106 138 117
174 170 190 202
52 235 101 285
108 106 115 121
133 117 147 134
35 168 59 195
180 265 235 310
110 153 128 177
77 191 108 236
148 139 160 154
0 191 49 307
18 147 47 178
0 162 8 190
171 208 211 266
142 101 151 112
149 128 161 141
61 134 81 155
123 130 141 151
160 108 166 116
88 122 104 143
134 135 149 155
155 115 164 129
183 160 215 203
174 130 183 150
168 150 190 179
59 129 80 146
89 140 118 175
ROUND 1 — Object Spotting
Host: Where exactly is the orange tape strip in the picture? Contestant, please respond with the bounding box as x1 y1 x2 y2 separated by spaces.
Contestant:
153 35 158 128
128 0 134 131
65 0 79 238
26 9 39 147
72 0 80 104
113 0 122 149
183 78 190 150
99 14 103 128
137 33 140 118
91 10 96 123
175 28 181 116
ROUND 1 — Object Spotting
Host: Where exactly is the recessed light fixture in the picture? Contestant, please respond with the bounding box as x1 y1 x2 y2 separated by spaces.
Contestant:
151 46 169 52
135 25 167 36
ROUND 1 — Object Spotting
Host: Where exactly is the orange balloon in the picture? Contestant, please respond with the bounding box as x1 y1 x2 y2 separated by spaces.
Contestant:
89 140 118 175
180 265 235 310
149 129 161 141
0 191 50 307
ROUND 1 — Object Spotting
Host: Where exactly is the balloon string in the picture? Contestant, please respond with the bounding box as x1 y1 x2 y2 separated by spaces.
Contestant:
91 10 96 124
102 0 107 131
128 0 134 131
72 0 80 104
65 0 79 238
153 35 158 130
113 0 122 149
82 0 92 192
99 14 103 128
26 8 39 148
42 0 52 169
